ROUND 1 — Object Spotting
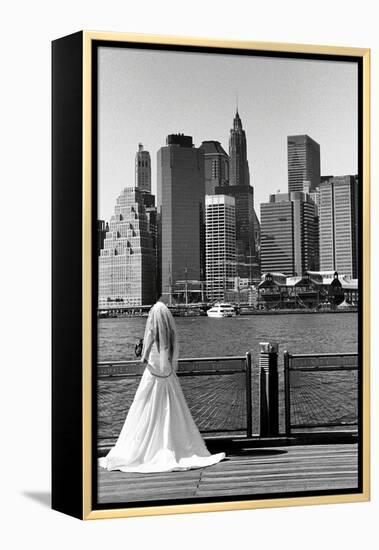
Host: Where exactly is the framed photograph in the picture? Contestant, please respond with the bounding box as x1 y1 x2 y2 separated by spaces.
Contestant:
52 31 370 520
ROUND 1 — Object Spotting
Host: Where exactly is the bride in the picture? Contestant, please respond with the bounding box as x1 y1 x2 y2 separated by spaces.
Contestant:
99 301 225 473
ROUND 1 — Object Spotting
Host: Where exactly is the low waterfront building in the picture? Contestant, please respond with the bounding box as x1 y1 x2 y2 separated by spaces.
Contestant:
307 270 359 307
339 277 359 307
257 272 319 310
257 270 358 310
98 187 156 308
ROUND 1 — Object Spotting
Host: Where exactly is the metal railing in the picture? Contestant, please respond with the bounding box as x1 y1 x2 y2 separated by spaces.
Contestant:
97 347 358 446
284 352 359 435
98 353 252 439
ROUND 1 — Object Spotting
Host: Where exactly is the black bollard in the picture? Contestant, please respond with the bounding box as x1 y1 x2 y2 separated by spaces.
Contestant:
259 342 279 437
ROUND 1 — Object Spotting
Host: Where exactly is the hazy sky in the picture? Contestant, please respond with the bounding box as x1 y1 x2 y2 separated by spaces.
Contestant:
98 46 358 222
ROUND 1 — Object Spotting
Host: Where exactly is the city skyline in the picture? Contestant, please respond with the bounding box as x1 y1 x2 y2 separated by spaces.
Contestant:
98 47 358 223
97 137 359 308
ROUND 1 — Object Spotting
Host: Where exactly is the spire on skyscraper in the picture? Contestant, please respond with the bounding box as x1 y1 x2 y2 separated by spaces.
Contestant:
229 110 249 185
216 110 258 281
233 109 242 130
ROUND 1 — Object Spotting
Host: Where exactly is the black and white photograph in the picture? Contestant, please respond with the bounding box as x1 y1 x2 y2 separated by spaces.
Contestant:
94 41 363 508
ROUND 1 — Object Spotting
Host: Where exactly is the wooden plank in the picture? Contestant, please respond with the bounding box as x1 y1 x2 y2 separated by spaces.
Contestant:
208 462 356 472
195 480 358 496
216 453 357 463
206 458 357 471
100 488 198 497
199 472 357 487
99 480 199 491
97 443 359 504
99 490 197 503
98 470 201 481
202 468 357 482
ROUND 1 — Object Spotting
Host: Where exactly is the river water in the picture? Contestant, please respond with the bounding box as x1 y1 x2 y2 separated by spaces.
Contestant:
98 312 358 362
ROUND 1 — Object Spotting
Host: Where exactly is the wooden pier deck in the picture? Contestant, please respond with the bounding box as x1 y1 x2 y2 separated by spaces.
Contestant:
98 443 358 504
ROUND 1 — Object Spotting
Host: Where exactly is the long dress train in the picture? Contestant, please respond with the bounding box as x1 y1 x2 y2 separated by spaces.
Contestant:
99 340 225 473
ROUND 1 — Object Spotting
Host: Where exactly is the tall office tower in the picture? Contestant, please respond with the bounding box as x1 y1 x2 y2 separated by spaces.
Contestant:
205 194 236 301
319 175 358 278
303 180 320 214
260 192 319 276
287 135 321 193
98 187 156 307
157 134 205 300
229 110 250 187
97 219 108 256
135 143 151 193
215 110 258 280
215 183 256 280
303 181 320 269
142 193 157 242
200 141 229 195
253 209 261 258
142 192 158 293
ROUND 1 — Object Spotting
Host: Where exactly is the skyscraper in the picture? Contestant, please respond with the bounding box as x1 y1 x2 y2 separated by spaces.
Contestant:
157 134 205 300
141 191 158 296
288 135 321 193
229 110 250 187
216 183 256 278
200 140 229 195
260 192 319 276
97 219 108 256
205 194 236 301
303 181 320 269
135 143 151 193
253 209 261 257
98 187 156 307
319 175 358 278
303 180 320 213
215 110 258 280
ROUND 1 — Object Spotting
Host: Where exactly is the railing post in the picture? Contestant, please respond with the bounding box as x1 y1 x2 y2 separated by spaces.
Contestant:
259 342 279 437
245 352 253 438
283 350 291 436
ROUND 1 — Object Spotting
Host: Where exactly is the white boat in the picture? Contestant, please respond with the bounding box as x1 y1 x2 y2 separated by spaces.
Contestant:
206 302 236 318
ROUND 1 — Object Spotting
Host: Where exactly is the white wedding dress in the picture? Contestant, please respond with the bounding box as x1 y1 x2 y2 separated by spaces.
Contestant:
99 318 225 473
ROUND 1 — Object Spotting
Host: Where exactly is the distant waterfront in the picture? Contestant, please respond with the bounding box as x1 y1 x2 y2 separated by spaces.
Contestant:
98 311 358 362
